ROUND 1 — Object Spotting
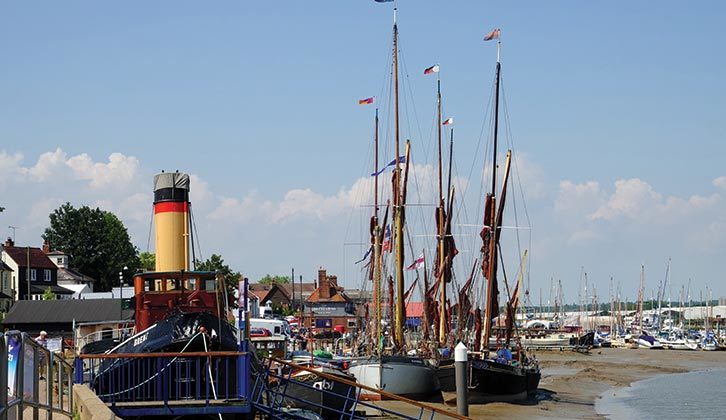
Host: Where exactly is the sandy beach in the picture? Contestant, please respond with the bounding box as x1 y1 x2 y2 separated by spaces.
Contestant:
375 347 726 419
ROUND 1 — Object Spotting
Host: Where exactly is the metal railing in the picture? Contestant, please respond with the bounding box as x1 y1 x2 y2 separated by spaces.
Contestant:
252 357 469 420
0 331 74 420
75 325 135 352
76 351 251 417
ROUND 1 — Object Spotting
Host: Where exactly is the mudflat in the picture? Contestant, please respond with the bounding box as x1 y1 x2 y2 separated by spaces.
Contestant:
373 347 725 419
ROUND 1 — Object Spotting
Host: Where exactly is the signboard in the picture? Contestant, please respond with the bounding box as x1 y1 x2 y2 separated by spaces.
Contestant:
315 318 333 329
46 338 63 353
7 334 20 398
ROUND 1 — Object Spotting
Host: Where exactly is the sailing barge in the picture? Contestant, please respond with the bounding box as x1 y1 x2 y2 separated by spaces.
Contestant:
437 28 540 402
346 5 440 401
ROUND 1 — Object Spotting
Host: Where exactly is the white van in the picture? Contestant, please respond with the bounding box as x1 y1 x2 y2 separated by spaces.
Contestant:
249 318 292 338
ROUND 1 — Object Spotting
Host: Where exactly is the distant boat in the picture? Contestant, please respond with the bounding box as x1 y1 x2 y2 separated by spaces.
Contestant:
521 331 575 348
701 333 722 351
658 331 698 350
637 333 664 349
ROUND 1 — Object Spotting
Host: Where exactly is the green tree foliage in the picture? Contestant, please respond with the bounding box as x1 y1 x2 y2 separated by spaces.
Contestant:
259 274 290 285
195 254 241 308
139 252 156 271
42 287 56 300
43 203 139 292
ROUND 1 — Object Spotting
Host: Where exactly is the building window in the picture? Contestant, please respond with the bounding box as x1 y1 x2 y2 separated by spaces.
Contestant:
44 269 51 282
30 269 37 281
57 257 63 264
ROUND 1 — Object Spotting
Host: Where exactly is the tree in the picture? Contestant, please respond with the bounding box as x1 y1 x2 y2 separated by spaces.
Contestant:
139 252 156 271
259 274 290 285
43 203 139 292
195 254 241 308
42 287 56 300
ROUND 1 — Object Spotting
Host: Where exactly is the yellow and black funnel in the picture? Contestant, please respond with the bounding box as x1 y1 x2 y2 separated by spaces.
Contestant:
153 171 190 272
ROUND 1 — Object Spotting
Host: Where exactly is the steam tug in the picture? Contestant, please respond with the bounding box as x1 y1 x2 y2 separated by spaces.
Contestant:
93 171 238 398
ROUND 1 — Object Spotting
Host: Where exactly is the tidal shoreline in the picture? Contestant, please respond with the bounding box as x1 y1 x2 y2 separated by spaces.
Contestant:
375 347 725 419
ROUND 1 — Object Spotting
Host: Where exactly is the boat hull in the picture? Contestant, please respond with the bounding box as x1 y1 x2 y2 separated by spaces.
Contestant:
637 334 664 349
347 356 440 400
438 358 540 403
278 367 356 419
93 311 239 401
521 335 572 347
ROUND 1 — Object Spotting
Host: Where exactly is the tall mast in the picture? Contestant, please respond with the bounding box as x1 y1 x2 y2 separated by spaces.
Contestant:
392 9 406 349
638 265 644 333
436 72 447 346
373 107 382 355
482 38 502 350
375 107 379 217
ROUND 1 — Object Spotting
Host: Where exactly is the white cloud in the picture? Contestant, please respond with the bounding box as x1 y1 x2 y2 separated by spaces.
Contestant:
553 177 726 247
713 176 726 190
0 151 27 186
511 152 547 200
555 180 602 212
208 193 274 224
205 163 470 226
66 152 140 188
28 148 69 181
590 178 661 221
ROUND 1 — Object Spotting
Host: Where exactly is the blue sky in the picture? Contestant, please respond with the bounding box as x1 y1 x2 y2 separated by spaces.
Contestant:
1 1 725 303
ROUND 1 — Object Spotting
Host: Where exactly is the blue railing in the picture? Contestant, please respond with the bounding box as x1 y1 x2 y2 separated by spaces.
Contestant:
77 351 251 417
1 331 74 419
251 357 469 420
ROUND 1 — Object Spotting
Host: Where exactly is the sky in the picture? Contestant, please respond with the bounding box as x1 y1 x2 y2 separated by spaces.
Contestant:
1 1 725 303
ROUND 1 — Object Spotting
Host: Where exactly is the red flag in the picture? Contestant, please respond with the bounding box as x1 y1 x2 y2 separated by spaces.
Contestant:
358 97 375 105
483 28 500 41
424 64 440 75
382 225 392 252
406 253 425 270
442 117 453 126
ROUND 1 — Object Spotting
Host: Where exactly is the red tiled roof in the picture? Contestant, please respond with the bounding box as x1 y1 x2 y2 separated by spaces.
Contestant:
250 290 270 302
406 302 424 318
307 289 350 303
377 301 424 318
3 246 57 269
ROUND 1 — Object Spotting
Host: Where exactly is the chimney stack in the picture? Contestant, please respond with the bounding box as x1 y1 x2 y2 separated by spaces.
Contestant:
4 237 14 247
42 241 50 253
318 268 331 299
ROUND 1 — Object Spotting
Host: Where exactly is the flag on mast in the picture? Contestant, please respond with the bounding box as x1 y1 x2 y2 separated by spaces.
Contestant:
382 225 392 253
406 253 425 270
483 28 501 41
424 64 440 75
442 117 453 126
370 156 406 177
359 97 375 105
355 246 373 264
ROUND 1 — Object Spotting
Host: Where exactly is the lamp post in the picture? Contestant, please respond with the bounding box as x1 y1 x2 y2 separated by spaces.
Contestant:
119 266 128 309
